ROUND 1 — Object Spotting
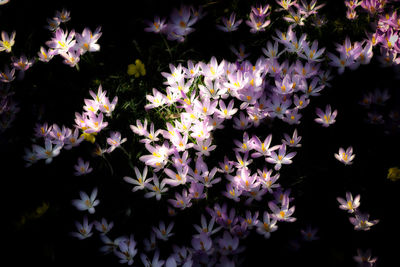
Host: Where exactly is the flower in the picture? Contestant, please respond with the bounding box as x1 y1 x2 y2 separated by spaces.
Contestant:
0 66 15 83
266 144 296 171
70 216 93 240
0 31 16 53
387 167 400 181
353 249 377 266
153 221 174 241
75 27 102 54
216 12 242 32
55 8 71 23
32 138 62 164
115 235 138 265
169 189 192 210
191 232 213 254
140 250 165 267
282 129 302 147
94 218 114 235
193 214 222 237
300 225 319 241
106 131 127 153
314 104 338 127
218 231 240 255
144 175 168 200
46 28 76 54
127 59 146 77
334 146 355 165
11 55 34 72
337 192 361 213
37 46 55 62
74 157 93 176
144 16 167 33
256 211 278 239
349 211 379 231
268 193 296 222
123 166 152 192
71 187 100 214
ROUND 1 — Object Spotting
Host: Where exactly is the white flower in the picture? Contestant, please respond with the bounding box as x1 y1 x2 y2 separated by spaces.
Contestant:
71 187 100 214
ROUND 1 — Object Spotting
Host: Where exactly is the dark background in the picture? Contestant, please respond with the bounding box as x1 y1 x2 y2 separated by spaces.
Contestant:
1 0 400 266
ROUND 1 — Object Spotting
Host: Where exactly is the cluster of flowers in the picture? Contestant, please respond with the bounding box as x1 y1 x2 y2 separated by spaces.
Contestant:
105 23 343 264
340 0 400 69
44 1 388 265
337 192 379 231
0 9 102 134
144 5 205 43
71 185 297 265
0 30 20 132
246 3 272 33
24 85 118 176
41 9 102 67
278 0 326 28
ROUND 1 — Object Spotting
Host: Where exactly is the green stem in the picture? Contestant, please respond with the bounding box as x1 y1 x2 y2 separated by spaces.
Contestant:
102 154 114 176
161 34 173 60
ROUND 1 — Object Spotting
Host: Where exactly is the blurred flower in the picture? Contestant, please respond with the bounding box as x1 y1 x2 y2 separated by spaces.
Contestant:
153 221 174 241
353 249 377 266
55 9 71 23
300 225 319 241
71 216 93 240
94 218 114 235
0 66 15 83
11 55 34 72
216 12 242 32
387 167 400 181
144 16 167 33
127 59 146 77
37 46 55 62
74 157 93 176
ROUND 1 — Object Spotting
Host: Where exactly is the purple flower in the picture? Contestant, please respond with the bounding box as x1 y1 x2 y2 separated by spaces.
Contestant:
144 16 167 33
74 157 93 176
71 216 94 240
168 189 192 210
11 54 34 72
106 131 127 153
46 28 76 54
218 231 239 255
315 104 338 127
266 144 296 171
337 192 361 213
268 193 296 222
334 146 355 165
216 12 242 32
0 65 15 83
75 27 102 54
256 211 278 239
349 211 379 231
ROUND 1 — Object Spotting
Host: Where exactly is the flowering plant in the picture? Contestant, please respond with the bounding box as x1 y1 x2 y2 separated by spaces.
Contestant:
2 0 400 266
